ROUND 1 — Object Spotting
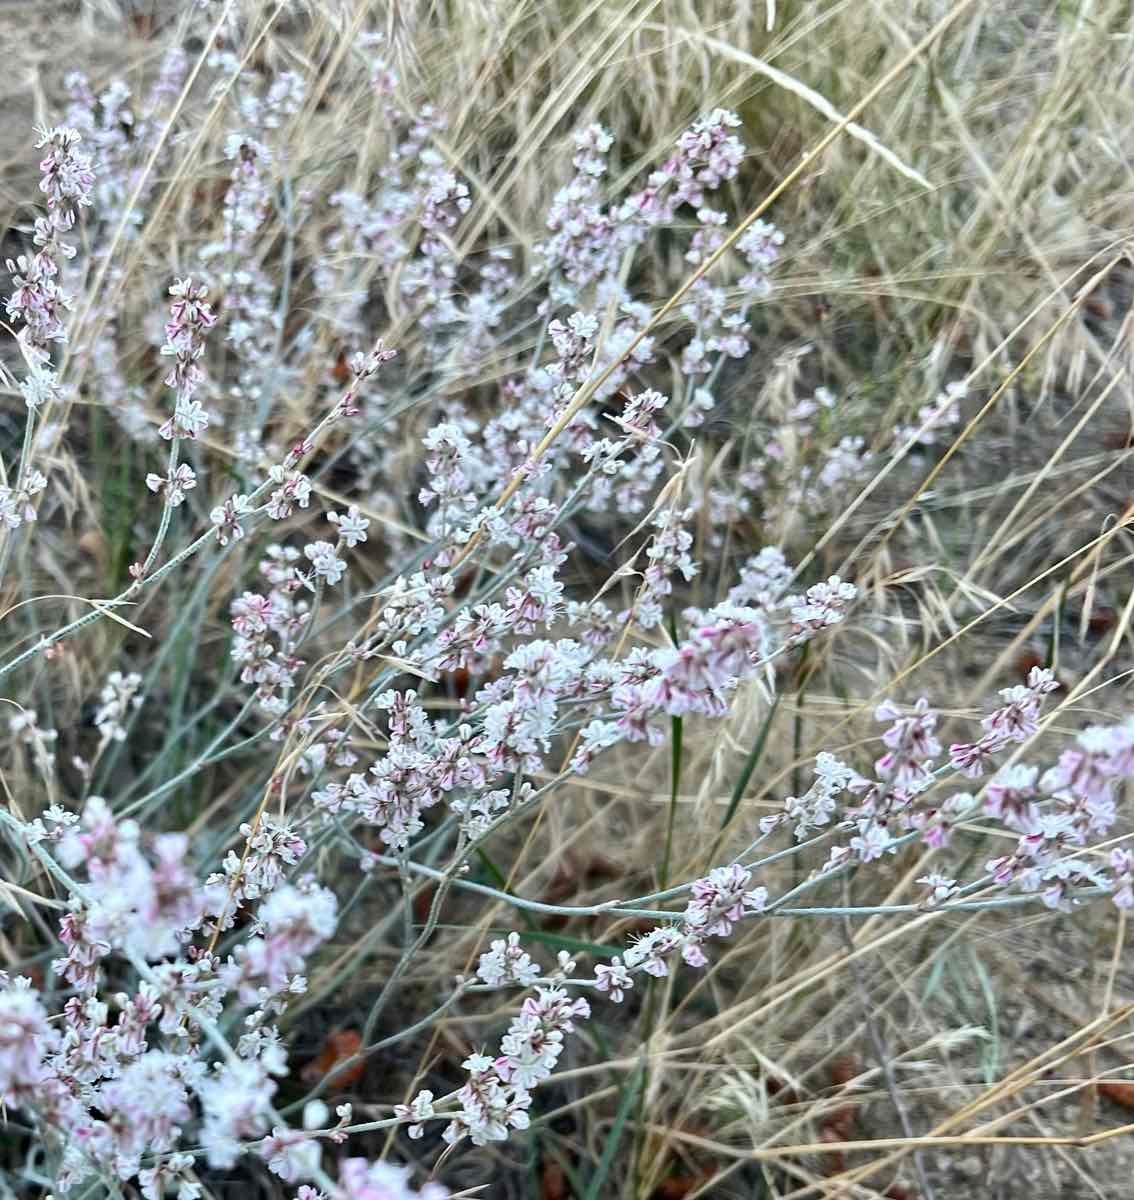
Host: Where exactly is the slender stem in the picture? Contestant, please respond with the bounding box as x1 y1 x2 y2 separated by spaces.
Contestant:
139 438 181 577
359 848 1109 921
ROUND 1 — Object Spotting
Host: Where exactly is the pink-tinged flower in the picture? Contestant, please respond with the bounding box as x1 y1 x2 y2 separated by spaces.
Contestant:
786 576 856 641
394 1089 436 1140
504 565 564 632
1111 849 1134 909
0 979 56 1106
338 1157 449 1199
983 764 1038 825
949 736 998 778
682 864 767 943
146 462 197 506
159 397 210 441
221 881 336 1003
876 697 940 758
644 605 770 718
477 932 542 988
5 127 94 356
211 493 252 545
594 957 633 1003
99 1051 191 1163
157 278 216 443
349 341 398 380
36 125 95 227
849 821 897 862
266 467 313 520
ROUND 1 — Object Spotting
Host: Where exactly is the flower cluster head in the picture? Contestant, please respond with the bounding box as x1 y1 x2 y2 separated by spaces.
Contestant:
0 470 48 531
5 126 94 362
476 932 543 988
436 985 590 1148
624 108 745 225
291 1155 449 1199
786 576 857 641
0 979 56 1108
950 666 1060 778
36 125 96 232
93 670 144 743
0 785 346 1194
737 218 786 296
974 714 1134 911
763 751 864 840
158 277 217 439
680 864 767 967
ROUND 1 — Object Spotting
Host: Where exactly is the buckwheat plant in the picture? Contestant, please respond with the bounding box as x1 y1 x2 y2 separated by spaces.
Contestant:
0 8 1130 1199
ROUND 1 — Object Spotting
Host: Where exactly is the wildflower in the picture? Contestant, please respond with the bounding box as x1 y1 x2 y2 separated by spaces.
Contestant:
571 719 623 774
765 752 863 839
304 541 347 586
36 125 95 225
394 1090 436 1139
1111 849 1134 909
504 564 564 632
158 279 216 436
594 957 633 1003
328 505 370 547
262 1123 323 1184
422 171 471 230
950 667 1060 777
984 764 1039 826
159 397 210 441
917 873 959 906
476 932 542 988
0 979 55 1106
197 1058 279 1169
785 576 857 640
93 671 144 742
221 881 337 1002
0 471 48 530
338 1157 449 1199
211 493 253 545
99 1051 192 1166
680 864 767 966
623 926 683 977
737 219 785 295
5 126 94 358
19 366 63 409
347 340 397 380
146 462 197 506
267 467 313 520
850 821 898 863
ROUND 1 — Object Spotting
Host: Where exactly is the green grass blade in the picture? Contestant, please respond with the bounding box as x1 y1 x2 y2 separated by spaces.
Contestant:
585 1061 644 1200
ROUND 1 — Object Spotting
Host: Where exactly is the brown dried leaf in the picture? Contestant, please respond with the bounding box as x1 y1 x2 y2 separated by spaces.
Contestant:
541 1161 568 1200
652 1172 717 1199
1098 1080 1134 1109
301 1029 365 1088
